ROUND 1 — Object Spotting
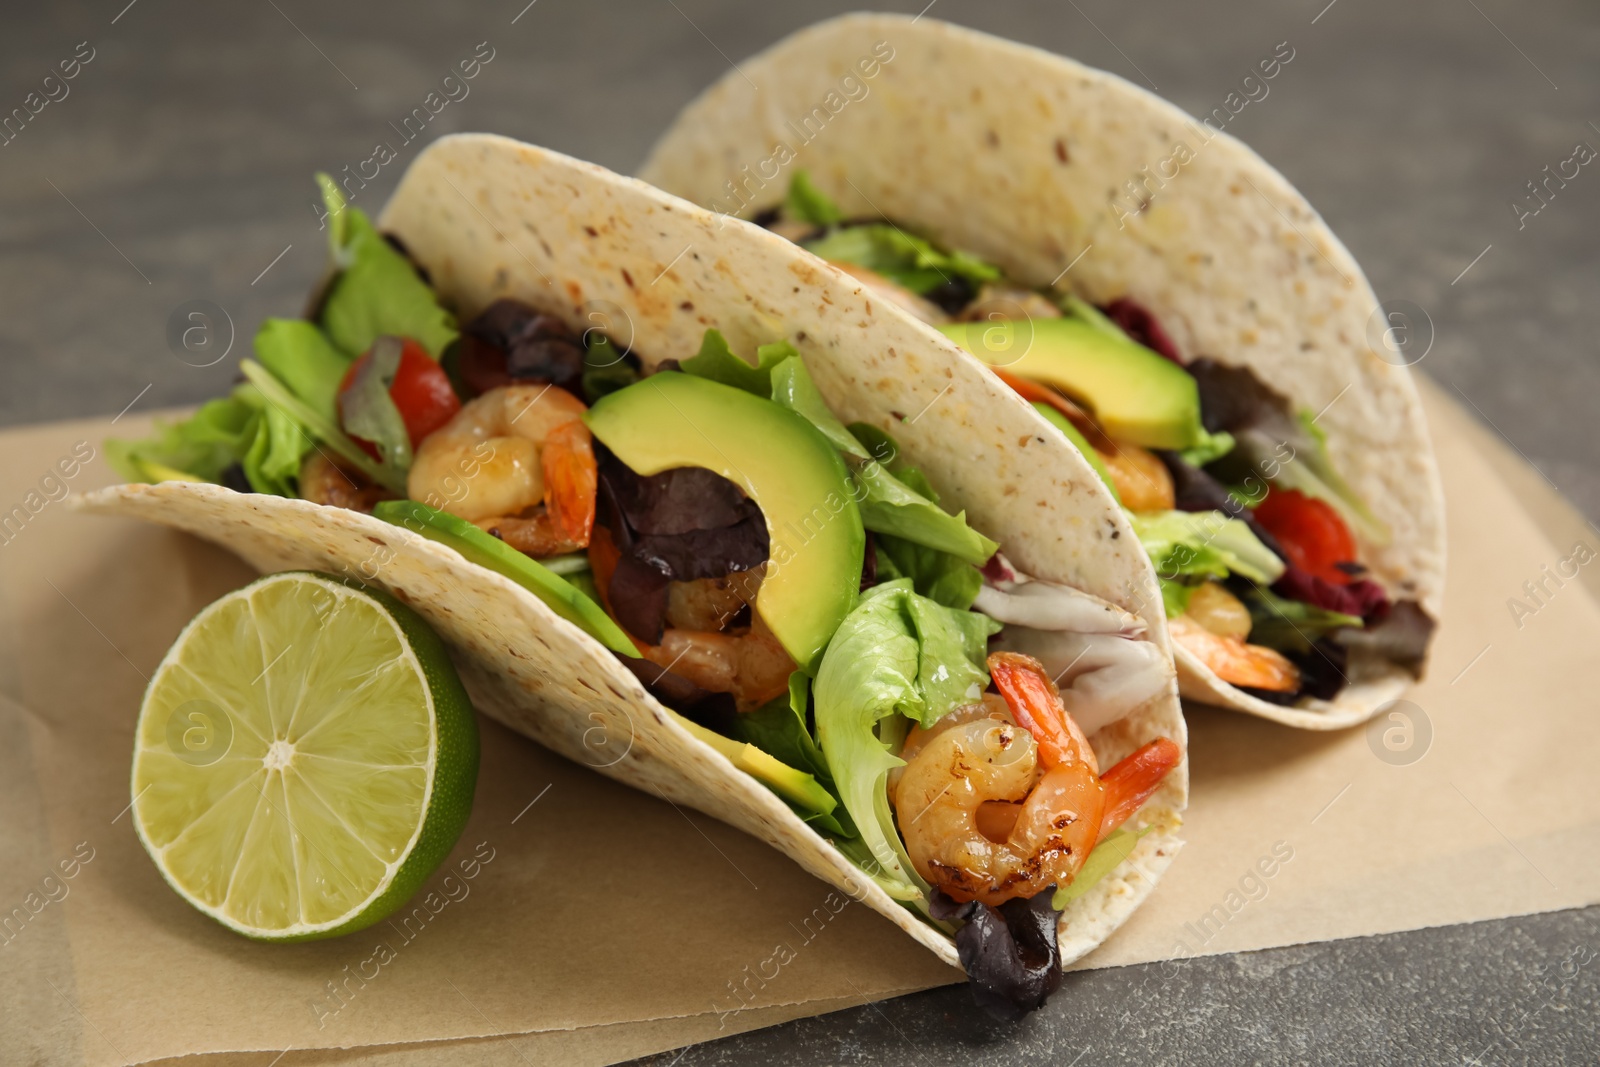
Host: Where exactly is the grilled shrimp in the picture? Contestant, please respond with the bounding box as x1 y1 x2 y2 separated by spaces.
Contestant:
639 627 794 711
298 451 397 513
588 528 792 710
1167 615 1300 692
407 384 596 556
892 652 1180 906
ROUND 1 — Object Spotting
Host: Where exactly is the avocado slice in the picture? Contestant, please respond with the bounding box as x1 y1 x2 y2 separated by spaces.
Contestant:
939 317 1206 449
669 709 839 819
372 499 638 656
584 372 865 673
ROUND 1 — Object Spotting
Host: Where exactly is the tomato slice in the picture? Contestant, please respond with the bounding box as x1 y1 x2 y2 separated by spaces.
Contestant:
1251 487 1358 584
338 338 461 451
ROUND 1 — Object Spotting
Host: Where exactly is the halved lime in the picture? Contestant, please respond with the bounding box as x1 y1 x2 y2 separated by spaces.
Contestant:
131 572 479 941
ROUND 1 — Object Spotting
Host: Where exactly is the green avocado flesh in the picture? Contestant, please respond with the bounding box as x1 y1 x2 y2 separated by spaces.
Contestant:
372 499 637 657
939 317 1206 449
669 710 837 818
584 371 865 674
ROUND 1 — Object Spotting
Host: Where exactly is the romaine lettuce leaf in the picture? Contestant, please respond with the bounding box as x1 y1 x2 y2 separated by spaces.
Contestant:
802 224 1000 295
1129 509 1286 585
315 174 458 359
813 579 1000 900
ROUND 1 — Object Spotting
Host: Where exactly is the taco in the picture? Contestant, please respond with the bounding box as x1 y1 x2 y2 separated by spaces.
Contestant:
639 13 1445 730
80 135 1186 1017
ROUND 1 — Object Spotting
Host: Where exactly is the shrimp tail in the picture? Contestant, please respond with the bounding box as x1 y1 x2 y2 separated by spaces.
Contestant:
987 652 1096 773
543 419 597 546
1096 737 1181 842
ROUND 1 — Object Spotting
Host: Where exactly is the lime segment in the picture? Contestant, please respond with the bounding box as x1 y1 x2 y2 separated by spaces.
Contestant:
131 572 478 941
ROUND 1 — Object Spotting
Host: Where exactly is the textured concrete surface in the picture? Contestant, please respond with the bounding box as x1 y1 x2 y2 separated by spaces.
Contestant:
1 0 1595 1064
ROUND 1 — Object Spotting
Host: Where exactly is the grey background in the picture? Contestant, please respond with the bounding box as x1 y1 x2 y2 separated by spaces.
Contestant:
2 0 1596 1063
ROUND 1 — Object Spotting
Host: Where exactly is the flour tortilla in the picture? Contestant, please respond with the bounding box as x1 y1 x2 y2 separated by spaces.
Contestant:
75 136 1185 972
639 13 1447 730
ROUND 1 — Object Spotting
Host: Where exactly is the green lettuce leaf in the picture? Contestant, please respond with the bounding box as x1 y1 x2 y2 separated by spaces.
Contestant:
764 357 997 567
1244 587 1363 653
580 334 638 402
908 595 998 713
1159 577 1195 618
783 171 843 227
802 224 1000 295
733 672 856 838
848 424 945 504
1177 430 1236 468
315 174 457 359
854 460 998 566
769 356 868 458
238 386 311 497
253 318 351 425
106 395 261 485
106 385 312 497
1129 509 1286 585
812 579 999 900
874 533 984 610
240 360 406 492
1057 293 1129 339
846 422 903 468
677 329 796 395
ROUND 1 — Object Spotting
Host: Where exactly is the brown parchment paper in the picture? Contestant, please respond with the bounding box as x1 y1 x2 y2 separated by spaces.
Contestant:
2 378 1597 1067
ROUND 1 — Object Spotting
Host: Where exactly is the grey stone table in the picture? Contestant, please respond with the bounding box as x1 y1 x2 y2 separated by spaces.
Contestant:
2 0 1595 1063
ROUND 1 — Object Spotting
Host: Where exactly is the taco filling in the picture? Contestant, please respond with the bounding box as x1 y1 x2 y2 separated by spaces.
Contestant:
751 172 1437 708
108 175 1181 1017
